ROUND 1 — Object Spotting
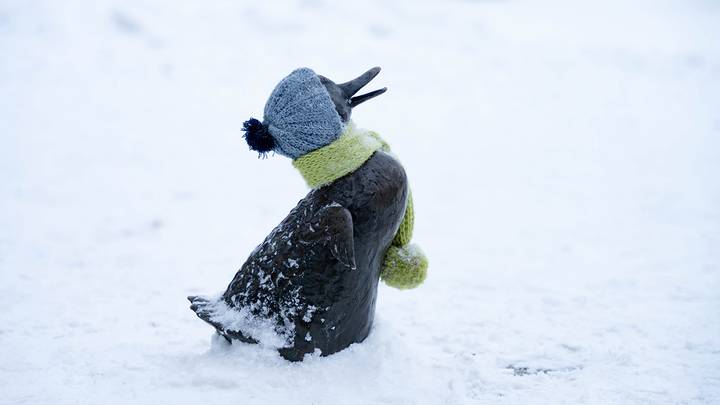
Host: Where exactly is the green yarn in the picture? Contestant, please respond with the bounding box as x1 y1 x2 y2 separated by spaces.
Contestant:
292 124 382 188
392 189 414 247
293 122 427 290
380 244 428 289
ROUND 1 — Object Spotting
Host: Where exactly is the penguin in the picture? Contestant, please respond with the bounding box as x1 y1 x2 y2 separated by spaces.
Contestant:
188 67 427 361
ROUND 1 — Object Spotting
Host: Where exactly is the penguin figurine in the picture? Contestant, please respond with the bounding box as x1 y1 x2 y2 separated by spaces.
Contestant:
188 67 428 361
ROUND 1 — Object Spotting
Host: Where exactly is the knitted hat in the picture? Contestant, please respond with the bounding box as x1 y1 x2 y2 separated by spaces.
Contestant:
242 68 343 159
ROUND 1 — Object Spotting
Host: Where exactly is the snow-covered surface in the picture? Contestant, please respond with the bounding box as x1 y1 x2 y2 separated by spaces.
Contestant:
1 0 719 403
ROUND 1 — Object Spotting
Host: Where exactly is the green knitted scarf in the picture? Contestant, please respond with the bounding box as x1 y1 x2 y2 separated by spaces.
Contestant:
292 123 427 289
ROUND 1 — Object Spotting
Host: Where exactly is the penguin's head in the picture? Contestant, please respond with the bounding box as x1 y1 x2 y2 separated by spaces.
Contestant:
318 67 387 123
243 67 386 159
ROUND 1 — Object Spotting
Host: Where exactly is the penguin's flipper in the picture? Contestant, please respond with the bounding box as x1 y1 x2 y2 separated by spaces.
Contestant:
275 203 358 361
301 203 357 271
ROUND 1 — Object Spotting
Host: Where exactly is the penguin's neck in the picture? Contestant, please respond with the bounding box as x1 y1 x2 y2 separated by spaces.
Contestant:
292 122 390 189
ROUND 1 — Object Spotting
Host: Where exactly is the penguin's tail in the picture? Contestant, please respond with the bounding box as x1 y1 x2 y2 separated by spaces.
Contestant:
188 295 226 333
187 295 258 344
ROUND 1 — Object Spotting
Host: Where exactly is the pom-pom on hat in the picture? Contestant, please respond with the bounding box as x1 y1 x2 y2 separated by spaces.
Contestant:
243 68 343 159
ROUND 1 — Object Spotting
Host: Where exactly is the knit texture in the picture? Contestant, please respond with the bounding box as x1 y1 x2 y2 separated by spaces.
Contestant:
292 123 383 188
380 244 428 290
293 123 427 289
263 68 343 159
391 189 414 246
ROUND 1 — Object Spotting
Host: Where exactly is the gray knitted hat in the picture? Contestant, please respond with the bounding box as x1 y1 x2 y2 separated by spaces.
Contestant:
243 68 343 159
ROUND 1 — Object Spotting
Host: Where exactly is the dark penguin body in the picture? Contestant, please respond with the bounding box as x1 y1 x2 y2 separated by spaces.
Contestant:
189 67 405 361
190 151 406 361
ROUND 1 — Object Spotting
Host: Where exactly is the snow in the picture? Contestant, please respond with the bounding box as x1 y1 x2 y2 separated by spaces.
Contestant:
1 0 719 404
195 296 291 349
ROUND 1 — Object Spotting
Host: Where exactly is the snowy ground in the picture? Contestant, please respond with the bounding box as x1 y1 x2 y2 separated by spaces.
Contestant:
2 0 719 403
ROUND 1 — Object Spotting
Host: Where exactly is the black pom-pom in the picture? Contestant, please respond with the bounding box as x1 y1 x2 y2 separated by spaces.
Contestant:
242 118 275 158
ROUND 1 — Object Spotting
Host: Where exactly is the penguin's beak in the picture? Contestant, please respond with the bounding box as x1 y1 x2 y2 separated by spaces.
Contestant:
339 67 387 107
